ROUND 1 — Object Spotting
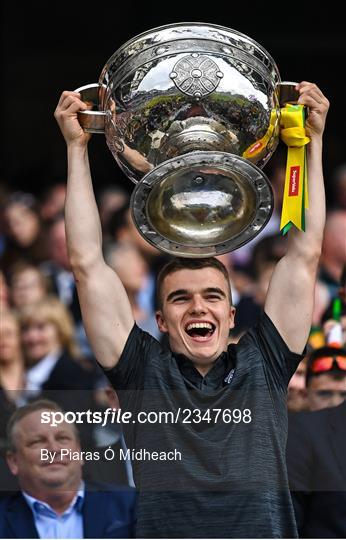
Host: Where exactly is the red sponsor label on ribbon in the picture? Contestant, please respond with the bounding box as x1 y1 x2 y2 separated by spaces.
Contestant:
289 166 300 196
248 141 263 154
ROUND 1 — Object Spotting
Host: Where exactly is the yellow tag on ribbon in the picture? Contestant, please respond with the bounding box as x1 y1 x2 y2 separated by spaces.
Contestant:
279 104 310 234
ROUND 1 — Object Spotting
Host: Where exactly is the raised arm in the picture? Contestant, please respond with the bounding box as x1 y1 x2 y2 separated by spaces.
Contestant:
54 91 134 368
264 82 329 353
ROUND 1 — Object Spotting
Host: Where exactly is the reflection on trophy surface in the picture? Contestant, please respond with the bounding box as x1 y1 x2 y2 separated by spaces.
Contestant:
76 23 297 257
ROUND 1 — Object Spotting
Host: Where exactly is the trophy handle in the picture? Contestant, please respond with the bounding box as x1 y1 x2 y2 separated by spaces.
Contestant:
74 83 106 134
276 82 300 107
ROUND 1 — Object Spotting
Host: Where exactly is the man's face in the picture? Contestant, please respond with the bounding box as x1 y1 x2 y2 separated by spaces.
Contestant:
156 268 235 373
308 374 346 411
287 359 308 412
5 203 39 247
6 410 82 495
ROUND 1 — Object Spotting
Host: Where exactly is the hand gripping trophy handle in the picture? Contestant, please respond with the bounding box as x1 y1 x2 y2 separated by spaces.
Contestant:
276 82 300 107
74 83 106 134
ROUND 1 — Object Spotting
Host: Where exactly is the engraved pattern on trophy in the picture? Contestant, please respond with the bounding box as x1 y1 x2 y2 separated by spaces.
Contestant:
104 39 276 92
77 23 289 256
169 54 224 98
100 24 276 84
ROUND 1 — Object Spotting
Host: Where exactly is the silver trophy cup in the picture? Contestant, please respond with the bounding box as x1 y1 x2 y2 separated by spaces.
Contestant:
76 23 298 257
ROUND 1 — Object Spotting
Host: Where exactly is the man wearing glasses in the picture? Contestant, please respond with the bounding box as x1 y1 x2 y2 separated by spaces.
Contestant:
287 348 346 537
305 346 346 411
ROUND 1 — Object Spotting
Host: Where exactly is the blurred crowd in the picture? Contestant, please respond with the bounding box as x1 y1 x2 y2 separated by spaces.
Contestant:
0 150 345 537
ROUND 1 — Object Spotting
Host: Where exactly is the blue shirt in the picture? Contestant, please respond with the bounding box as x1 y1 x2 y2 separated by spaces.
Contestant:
22 484 84 539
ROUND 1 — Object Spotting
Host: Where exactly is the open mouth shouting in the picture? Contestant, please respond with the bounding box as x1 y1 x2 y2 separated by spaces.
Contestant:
184 321 216 342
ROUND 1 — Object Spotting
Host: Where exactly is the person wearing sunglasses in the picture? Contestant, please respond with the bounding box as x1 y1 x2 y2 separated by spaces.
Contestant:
305 346 346 411
287 387 346 537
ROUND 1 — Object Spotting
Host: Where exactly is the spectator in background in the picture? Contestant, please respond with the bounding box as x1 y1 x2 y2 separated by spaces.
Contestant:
40 213 90 355
108 201 160 261
41 214 75 312
321 302 346 348
18 296 98 448
305 345 346 411
39 182 66 223
84 385 133 489
108 200 166 292
0 310 25 491
250 233 288 277
307 268 345 351
232 258 276 339
96 185 129 242
0 271 10 311
286 399 346 538
104 242 161 340
0 310 25 441
1 192 49 275
230 146 287 269
311 280 331 332
287 287 346 534
231 240 326 344
0 310 24 399
229 233 288 322
319 210 346 300
0 184 10 257
0 400 137 538
330 163 346 210
8 263 49 310
287 358 309 413
108 201 169 314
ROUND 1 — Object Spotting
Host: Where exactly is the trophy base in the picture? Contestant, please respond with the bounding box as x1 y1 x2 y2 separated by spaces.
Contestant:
131 151 273 258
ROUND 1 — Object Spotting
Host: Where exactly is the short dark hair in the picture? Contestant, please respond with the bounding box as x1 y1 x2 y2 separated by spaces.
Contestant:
4 191 38 213
108 200 130 240
306 346 346 386
156 257 232 310
8 261 49 291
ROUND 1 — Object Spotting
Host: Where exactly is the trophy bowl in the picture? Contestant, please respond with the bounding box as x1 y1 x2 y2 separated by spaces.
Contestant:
77 23 295 257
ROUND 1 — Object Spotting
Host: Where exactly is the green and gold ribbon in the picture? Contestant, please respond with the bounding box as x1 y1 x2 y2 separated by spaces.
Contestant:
243 110 278 160
279 104 310 234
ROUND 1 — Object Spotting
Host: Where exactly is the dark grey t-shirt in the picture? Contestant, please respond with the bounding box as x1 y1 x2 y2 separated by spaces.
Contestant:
104 312 302 538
